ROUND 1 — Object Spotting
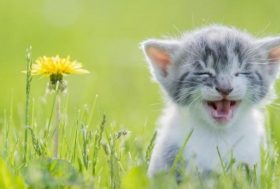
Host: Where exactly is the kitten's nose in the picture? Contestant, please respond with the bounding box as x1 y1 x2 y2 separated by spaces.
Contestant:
215 87 233 96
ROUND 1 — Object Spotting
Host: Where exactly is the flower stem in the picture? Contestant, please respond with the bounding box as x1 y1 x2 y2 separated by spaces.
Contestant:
24 46 33 164
53 90 61 158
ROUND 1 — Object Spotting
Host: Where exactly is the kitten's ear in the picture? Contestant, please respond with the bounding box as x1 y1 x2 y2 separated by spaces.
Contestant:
141 39 180 78
256 37 280 81
257 37 280 61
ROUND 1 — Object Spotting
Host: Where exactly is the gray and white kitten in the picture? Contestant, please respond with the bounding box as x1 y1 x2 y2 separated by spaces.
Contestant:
141 25 280 176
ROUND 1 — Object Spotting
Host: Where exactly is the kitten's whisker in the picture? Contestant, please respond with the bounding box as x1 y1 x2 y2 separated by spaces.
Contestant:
252 57 277 61
182 48 201 57
187 94 201 107
245 41 272 55
175 89 199 104
248 62 271 65
268 102 280 107
174 89 199 102
254 23 271 38
178 81 203 85
170 78 206 85
266 104 280 112
247 58 278 64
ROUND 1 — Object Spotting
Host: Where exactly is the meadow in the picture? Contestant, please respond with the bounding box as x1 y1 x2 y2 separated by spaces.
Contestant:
1 0 280 188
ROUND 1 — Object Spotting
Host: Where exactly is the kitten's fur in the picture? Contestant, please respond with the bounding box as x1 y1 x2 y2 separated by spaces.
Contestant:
141 25 280 176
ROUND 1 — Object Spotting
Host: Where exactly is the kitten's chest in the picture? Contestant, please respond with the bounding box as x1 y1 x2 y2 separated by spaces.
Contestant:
181 127 262 171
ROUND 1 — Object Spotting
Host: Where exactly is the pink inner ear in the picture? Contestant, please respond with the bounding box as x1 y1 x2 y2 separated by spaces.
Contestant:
269 47 280 62
147 47 171 76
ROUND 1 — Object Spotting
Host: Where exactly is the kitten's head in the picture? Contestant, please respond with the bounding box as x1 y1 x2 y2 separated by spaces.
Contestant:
141 25 280 127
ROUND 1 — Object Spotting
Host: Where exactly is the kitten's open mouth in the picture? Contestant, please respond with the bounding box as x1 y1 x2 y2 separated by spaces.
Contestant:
205 100 240 123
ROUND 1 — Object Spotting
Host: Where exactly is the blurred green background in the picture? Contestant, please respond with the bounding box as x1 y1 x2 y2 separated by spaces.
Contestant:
1 0 280 144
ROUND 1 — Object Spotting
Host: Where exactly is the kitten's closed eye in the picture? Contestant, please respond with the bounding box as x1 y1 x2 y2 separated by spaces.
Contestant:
234 72 251 77
193 72 213 77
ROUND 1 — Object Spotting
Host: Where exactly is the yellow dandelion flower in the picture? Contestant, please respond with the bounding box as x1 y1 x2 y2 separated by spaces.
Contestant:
29 55 89 92
32 56 89 76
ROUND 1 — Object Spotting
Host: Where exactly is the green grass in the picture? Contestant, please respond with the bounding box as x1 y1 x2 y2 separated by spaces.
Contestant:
1 0 280 188
1 69 280 189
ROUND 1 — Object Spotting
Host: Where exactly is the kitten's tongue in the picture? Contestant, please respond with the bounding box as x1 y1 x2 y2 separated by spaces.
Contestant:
210 100 233 123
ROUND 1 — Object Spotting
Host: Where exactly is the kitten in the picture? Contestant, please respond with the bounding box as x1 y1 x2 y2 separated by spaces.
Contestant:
140 25 280 177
